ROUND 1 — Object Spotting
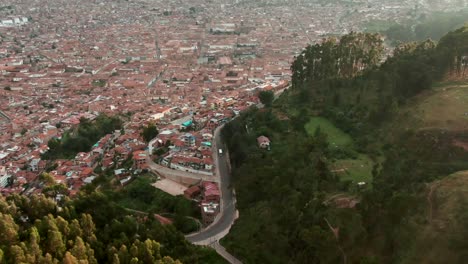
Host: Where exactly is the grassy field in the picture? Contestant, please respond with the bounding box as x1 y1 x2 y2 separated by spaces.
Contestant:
332 154 374 184
305 117 353 147
398 83 468 131
305 117 374 184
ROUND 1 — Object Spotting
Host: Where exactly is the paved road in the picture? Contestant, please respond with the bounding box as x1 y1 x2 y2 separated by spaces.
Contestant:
185 124 238 244
184 87 290 261
210 241 242 264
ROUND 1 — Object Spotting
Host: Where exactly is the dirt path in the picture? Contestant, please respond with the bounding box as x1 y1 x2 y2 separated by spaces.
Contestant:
427 181 440 224
324 217 347 264
331 168 347 173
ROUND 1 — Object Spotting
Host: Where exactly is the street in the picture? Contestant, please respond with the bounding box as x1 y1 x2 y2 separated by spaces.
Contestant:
185 87 288 245
185 124 238 243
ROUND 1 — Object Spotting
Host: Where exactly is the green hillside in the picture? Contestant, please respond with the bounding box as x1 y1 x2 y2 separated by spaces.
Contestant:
221 26 468 263
401 171 468 264
397 82 468 131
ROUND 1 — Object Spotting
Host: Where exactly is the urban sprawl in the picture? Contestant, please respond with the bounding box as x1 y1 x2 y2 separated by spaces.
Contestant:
0 0 459 225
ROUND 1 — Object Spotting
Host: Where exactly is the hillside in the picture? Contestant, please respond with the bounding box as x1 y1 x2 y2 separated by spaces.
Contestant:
221 26 468 263
379 82 468 264
401 171 468 264
396 82 468 131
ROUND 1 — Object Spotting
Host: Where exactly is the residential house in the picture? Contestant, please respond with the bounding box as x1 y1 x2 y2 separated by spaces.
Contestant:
114 168 130 179
203 181 220 203
29 158 41 172
257 135 270 149
184 185 201 200
182 133 196 147
0 152 10 165
201 202 219 226
0 166 11 188
132 150 148 169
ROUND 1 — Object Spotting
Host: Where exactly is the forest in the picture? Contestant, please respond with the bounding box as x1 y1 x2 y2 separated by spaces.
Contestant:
221 26 468 263
0 190 224 264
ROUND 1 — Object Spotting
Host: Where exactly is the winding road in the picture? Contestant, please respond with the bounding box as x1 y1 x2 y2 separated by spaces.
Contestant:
185 124 238 245
149 88 288 263
184 124 242 264
147 123 241 263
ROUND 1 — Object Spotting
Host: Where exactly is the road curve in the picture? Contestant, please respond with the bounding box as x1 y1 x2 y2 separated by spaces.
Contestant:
185 86 289 245
185 123 238 244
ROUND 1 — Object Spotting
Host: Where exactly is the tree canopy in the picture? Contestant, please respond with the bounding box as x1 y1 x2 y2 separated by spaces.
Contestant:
0 192 224 264
42 114 122 160
141 123 159 143
258 90 274 107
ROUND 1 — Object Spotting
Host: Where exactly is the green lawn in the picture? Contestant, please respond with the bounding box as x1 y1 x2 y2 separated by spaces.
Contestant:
333 154 374 184
305 117 374 183
305 117 353 147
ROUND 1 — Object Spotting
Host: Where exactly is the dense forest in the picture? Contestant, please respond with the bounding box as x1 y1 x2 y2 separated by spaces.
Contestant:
221 26 468 263
0 189 224 264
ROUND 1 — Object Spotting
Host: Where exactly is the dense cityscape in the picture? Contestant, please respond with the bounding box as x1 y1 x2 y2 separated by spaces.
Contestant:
0 0 468 263
1 0 456 199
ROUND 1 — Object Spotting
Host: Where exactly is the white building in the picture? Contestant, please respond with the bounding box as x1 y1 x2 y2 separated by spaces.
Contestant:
0 166 11 188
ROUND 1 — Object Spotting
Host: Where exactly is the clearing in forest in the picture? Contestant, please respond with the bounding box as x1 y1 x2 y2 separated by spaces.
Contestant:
305 117 353 147
332 154 374 184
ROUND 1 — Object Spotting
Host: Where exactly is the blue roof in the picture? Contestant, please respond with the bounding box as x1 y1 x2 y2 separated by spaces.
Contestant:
182 120 193 127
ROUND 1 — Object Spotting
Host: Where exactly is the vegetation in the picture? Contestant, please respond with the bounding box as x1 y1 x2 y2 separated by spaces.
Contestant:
291 32 384 85
396 82 468 131
381 10 468 44
0 192 224 264
42 114 122 160
107 176 200 234
142 123 159 143
92 79 106 87
363 19 396 33
305 117 352 148
222 109 344 264
0 5 14 11
258 90 274 107
221 26 468 263
399 171 468 264
332 154 374 184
